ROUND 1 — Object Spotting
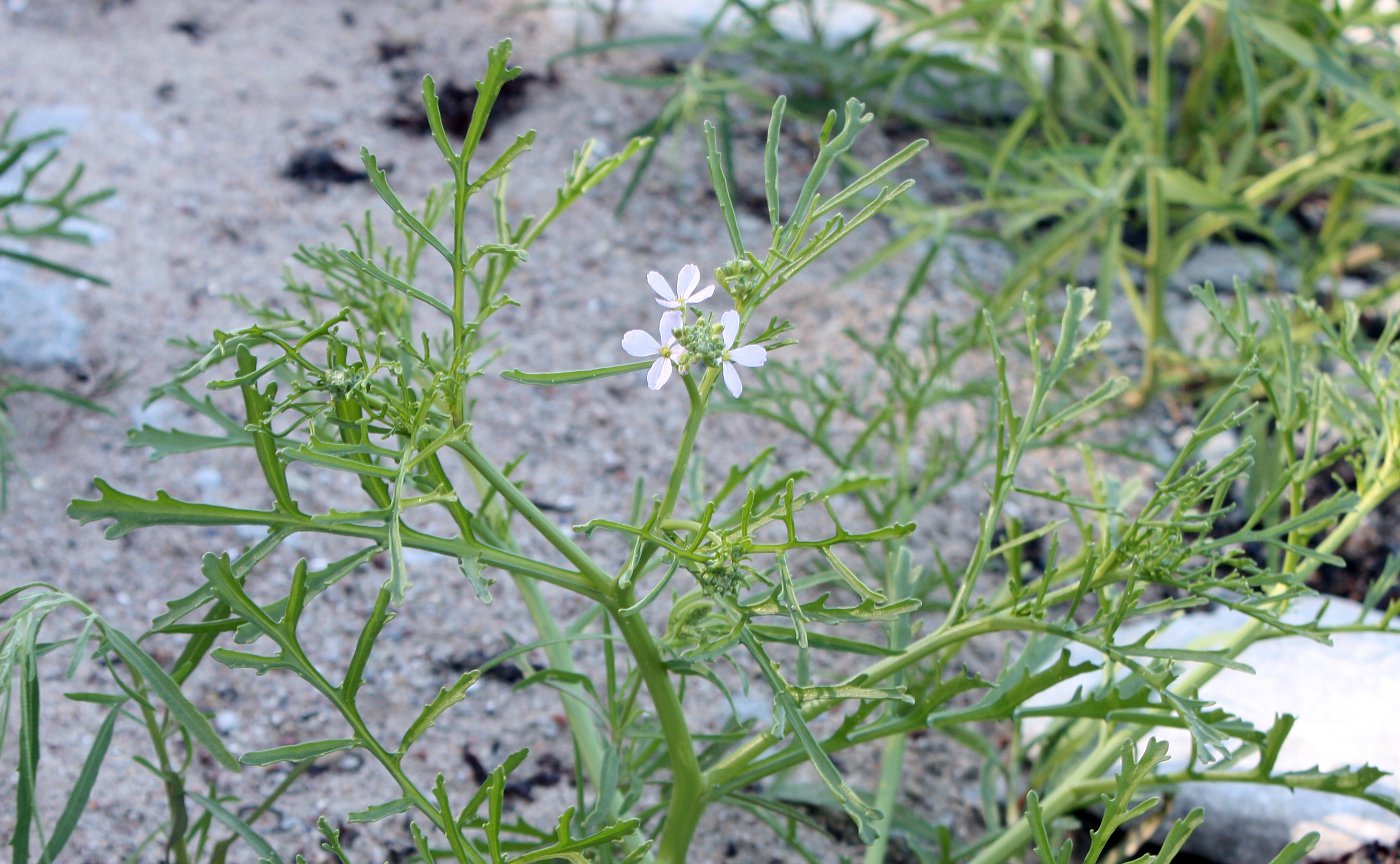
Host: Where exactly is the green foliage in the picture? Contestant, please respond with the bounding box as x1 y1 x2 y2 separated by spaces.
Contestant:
5 34 1399 864
601 0 1400 394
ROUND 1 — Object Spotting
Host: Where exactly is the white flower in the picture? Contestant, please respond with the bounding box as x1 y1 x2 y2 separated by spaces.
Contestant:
622 310 687 390
717 310 767 397
648 263 715 310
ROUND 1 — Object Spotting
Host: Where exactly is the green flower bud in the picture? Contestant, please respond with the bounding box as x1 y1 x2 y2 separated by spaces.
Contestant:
321 366 362 400
716 257 760 306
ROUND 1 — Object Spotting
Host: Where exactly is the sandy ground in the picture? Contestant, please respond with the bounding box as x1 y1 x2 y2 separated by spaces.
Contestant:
0 2 1011 861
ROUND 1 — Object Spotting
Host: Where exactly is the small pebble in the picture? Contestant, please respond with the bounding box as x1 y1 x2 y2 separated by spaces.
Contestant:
193 466 223 497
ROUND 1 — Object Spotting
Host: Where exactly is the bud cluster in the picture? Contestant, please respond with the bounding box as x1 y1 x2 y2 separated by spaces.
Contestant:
688 539 751 598
321 366 363 400
674 317 727 370
716 257 760 306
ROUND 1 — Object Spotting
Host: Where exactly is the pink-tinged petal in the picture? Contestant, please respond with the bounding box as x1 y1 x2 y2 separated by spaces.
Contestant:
622 330 660 357
677 264 700 298
722 361 743 397
689 283 716 304
648 357 673 390
720 309 740 348
648 270 673 301
658 310 683 343
728 344 767 367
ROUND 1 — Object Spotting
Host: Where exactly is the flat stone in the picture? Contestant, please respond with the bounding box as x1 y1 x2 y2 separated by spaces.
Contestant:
1028 597 1400 862
1169 243 1297 294
0 259 84 367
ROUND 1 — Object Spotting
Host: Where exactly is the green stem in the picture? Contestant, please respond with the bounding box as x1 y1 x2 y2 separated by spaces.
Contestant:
446 143 476 428
290 644 447 832
451 155 470 366
862 734 909 864
453 436 708 863
452 440 615 593
613 605 705 864
130 681 190 864
1141 0 1172 395
606 372 719 862
706 615 1023 789
863 545 913 864
659 368 715 519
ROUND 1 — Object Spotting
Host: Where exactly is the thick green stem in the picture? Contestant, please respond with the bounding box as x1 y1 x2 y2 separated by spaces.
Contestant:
864 545 913 864
593 371 715 862
613 604 705 864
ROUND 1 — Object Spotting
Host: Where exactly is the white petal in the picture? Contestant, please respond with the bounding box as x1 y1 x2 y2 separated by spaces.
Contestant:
722 361 743 397
688 283 716 304
648 357 673 390
658 310 683 343
728 344 767 367
655 297 681 308
720 309 740 348
622 330 660 357
677 264 700 299
647 270 674 301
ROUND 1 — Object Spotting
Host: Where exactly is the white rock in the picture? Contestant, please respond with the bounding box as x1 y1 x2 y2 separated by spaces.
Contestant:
193 466 223 498
0 259 85 367
214 710 239 734
1365 205 1400 231
1317 275 1372 302
1027 596 1400 861
1170 243 1295 294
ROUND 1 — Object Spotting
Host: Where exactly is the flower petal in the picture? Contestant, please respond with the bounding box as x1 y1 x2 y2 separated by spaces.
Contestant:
648 357 673 390
722 361 743 397
688 283 716 304
677 264 700 299
658 310 683 344
728 344 767 367
647 270 674 301
622 329 660 357
720 309 740 348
